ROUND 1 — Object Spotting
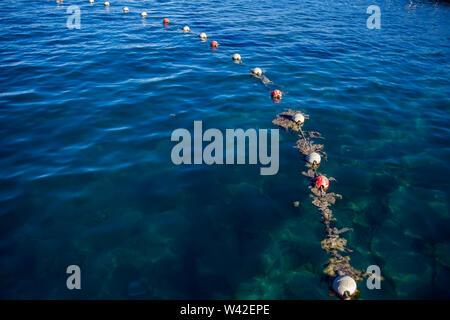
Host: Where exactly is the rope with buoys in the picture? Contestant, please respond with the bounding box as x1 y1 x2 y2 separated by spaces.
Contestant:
61 0 376 299
86 1 286 102
272 109 377 299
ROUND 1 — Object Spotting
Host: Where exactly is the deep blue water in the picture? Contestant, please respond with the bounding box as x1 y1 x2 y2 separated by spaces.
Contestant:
0 0 449 299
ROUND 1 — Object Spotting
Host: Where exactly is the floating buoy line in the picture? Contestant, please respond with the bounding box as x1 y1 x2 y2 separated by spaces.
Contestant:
60 0 379 299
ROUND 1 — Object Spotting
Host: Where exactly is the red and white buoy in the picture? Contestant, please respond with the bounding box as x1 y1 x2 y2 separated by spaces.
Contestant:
306 152 321 166
333 276 357 300
232 53 242 62
293 113 305 125
211 41 219 48
251 67 263 77
314 175 329 191
271 89 282 100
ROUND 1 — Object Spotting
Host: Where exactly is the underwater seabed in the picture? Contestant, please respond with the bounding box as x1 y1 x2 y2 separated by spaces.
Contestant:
0 0 449 299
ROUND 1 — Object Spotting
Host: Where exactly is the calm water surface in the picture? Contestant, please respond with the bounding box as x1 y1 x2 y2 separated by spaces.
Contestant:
0 0 449 299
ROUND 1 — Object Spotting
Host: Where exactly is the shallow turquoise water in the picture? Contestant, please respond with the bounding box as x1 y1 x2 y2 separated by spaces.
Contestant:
0 0 449 299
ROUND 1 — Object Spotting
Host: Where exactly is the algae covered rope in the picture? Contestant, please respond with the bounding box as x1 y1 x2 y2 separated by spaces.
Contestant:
272 109 309 133
273 109 367 299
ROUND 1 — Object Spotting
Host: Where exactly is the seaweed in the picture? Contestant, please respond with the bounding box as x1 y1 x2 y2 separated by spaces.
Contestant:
273 110 368 299
272 109 309 132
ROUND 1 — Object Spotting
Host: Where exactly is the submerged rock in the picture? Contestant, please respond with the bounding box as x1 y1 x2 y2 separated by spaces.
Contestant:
436 242 450 268
127 280 147 297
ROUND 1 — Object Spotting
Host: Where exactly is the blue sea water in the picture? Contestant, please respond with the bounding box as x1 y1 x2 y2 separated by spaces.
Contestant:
0 0 449 299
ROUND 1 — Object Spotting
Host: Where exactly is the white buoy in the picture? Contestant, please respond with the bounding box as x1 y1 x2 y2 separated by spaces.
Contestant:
183 26 190 32
123 7 129 12
141 11 147 18
89 0 94 4
306 152 321 165
251 67 263 77
232 53 242 62
104 1 110 6
293 113 305 124
199 32 207 40
332 275 357 298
